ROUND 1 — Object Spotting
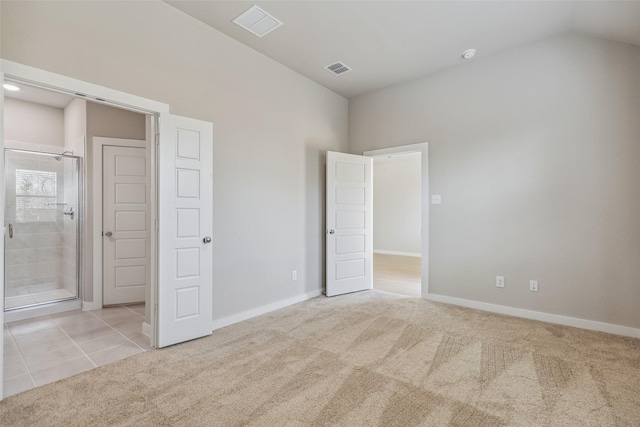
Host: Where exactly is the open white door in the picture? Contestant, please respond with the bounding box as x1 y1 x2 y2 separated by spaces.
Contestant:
326 151 373 297
158 114 213 348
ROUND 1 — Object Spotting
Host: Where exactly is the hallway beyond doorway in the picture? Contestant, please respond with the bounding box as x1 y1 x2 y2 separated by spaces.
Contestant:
373 253 421 297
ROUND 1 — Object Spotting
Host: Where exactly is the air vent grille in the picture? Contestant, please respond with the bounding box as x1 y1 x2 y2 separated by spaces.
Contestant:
232 5 283 38
325 62 352 76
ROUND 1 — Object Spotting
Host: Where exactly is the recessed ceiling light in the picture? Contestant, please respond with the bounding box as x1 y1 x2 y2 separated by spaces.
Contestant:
232 5 283 38
3 83 21 91
462 49 476 60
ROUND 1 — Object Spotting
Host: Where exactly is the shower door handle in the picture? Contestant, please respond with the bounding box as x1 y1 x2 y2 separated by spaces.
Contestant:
63 206 75 220
8 223 13 239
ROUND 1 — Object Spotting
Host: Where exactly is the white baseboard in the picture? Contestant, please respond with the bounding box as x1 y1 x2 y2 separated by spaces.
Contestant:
374 250 421 258
424 293 640 339
142 322 151 337
211 289 323 331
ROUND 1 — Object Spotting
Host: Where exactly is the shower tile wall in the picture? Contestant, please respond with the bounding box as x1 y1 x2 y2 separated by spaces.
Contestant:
5 154 68 302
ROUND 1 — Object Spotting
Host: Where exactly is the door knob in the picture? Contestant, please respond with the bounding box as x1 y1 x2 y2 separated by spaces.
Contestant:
328 229 335 235
203 236 212 243
104 231 113 237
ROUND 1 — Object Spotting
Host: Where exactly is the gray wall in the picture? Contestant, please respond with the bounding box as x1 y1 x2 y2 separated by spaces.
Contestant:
373 153 421 255
1 1 348 320
350 34 640 329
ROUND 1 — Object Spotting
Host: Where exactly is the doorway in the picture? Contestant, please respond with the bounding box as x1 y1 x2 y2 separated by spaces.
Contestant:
1 76 157 397
364 143 429 298
1 60 216 400
372 152 422 297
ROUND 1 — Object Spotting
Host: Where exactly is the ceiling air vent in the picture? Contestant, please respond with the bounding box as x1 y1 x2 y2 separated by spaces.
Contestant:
325 62 352 76
232 5 283 38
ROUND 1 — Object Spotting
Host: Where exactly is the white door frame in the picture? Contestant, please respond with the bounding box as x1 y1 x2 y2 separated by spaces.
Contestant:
0 60 171 399
92 137 148 310
363 142 429 297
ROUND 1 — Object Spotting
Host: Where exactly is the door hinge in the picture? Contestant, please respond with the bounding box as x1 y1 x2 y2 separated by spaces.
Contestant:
155 133 160 146
155 219 159 231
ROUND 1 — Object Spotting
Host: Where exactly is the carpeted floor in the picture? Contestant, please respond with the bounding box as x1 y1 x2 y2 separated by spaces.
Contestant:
1 290 639 426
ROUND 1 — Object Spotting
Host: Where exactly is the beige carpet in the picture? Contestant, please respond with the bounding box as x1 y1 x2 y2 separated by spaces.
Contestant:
1 290 639 426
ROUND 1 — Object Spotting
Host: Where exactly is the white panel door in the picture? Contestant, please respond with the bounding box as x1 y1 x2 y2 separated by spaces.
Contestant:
103 146 149 305
326 151 373 296
158 114 213 348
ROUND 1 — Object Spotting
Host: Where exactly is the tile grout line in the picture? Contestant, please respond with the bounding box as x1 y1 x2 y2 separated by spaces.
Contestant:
120 304 145 318
68 309 138 361
4 304 148 393
49 315 99 371
85 305 148 352
6 318 45 390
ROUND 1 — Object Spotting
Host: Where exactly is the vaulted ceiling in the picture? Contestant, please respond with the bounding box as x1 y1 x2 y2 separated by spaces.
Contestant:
167 1 640 99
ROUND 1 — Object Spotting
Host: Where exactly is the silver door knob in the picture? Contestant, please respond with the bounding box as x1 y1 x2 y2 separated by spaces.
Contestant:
203 236 212 243
104 231 113 237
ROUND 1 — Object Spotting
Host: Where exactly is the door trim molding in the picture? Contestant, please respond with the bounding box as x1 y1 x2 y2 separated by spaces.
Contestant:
92 137 147 310
363 142 429 297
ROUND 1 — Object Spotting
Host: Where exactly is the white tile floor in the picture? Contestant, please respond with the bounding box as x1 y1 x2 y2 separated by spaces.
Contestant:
3 304 149 397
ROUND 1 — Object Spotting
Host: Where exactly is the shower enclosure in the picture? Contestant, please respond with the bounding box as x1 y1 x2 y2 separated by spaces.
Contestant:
4 149 81 311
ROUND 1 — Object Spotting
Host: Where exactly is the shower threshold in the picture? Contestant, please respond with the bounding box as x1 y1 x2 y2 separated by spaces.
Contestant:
4 295 82 323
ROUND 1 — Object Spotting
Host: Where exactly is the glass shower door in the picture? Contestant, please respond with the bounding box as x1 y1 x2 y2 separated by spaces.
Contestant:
4 150 80 311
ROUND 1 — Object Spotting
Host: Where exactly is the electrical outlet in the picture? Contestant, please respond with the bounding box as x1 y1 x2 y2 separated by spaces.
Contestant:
292 270 297 281
496 276 505 288
431 195 442 205
529 280 538 292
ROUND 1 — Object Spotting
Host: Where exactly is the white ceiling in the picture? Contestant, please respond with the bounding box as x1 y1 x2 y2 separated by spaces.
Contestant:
4 82 76 109
165 1 640 99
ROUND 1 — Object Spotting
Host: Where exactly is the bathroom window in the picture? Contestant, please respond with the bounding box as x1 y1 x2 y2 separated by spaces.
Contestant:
15 169 58 222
